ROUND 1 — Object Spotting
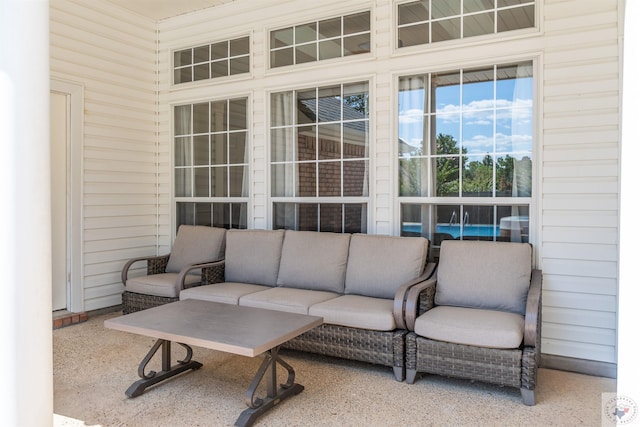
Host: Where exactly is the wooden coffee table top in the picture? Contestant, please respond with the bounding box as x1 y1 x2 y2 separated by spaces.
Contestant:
104 299 323 357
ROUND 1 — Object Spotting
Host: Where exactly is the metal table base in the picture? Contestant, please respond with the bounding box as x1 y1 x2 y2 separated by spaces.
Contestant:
125 339 303 427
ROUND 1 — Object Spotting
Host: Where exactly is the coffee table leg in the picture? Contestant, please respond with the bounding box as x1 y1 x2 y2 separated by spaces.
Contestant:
235 346 304 427
125 339 203 398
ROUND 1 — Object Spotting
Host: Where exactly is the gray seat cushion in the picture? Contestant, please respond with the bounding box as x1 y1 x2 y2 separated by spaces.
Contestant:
415 306 525 349
165 225 226 273
276 230 351 293
179 282 270 305
345 234 428 299
126 273 200 298
225 229 285 286
435 240 532 315
239 287 339 315
309 295 396 331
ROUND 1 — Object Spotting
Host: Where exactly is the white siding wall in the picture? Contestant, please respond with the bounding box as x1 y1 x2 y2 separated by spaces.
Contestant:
50 0 158 311
540 0 621 364
157 0 622 366
48 0 620 367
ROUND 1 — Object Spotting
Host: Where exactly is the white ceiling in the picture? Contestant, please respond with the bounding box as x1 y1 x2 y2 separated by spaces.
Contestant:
105 0 236 20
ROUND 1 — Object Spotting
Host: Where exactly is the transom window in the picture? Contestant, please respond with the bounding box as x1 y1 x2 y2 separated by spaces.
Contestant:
270 82 370 232
397 0 535 48
174 98 249 229
398 61 533 257
173 36 250 84
270 11 370 68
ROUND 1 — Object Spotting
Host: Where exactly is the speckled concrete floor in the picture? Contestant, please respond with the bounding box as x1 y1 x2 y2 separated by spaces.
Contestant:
54 311 616 427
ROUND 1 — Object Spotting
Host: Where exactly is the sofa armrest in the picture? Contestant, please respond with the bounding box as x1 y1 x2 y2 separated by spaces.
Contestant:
403 269 438 331
524 269 543 348
393 262 437 330
176 259 225 292
121 254 170 286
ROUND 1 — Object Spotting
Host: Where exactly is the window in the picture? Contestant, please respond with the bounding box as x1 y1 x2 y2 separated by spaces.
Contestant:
270 82 370 232
398 61 533 258
270 11 370 68
174 98 249 229
397 0 535 48
173 36 250 84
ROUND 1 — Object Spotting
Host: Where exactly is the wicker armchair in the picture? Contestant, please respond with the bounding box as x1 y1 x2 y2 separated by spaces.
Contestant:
121 225 226 314
403 240 542 405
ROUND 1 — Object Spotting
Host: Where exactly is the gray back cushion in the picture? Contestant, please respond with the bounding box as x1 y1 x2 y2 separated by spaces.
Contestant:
345 234 429 299
277 231 351 293
435 240 532 315
165 225 226 273
225 229 285 286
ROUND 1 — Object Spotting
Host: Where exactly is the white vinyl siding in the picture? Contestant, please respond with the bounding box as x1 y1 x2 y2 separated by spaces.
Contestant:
156 0 621 366
540 0 620 364
49 0 622 368
50 0 158 311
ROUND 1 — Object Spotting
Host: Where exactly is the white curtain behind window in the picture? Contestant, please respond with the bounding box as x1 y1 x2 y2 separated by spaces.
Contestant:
398 76 428 193
271 92 295 228
507 62 532 242
239 125 249 227
175 105 193 198
402 76 432 238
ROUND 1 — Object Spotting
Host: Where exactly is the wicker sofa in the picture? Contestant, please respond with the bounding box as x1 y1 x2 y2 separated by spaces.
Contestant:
402 240 542 405
179 228 432 381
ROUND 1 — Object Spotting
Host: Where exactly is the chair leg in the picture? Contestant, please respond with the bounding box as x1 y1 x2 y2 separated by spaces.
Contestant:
393 366 404 382
521 387 535 406
406 369 417 384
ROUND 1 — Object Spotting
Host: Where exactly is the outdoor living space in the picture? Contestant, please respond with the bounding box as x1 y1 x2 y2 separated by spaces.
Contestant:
4 0 640 425
53 309 616 427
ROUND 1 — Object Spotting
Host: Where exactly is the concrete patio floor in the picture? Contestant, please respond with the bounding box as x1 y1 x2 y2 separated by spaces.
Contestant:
53 310 617 426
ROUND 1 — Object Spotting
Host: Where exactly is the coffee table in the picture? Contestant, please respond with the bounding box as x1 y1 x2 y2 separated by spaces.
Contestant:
104 299 323 427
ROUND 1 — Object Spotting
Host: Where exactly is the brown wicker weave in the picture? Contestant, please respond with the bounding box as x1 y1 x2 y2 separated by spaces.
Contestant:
280 260 435 382
121 292 178 314
187 258 434 382
283 324 406 380
404 269 542 405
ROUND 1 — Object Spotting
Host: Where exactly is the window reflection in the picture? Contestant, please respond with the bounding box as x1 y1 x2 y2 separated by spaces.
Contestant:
400 203 530 260
273 203 367 233
399 62 533 261
398 62 532 198
271 82 369 232
397 0 534 48
270 11 371 68
173 36 250 84
177 202 247 230
174 98 249 229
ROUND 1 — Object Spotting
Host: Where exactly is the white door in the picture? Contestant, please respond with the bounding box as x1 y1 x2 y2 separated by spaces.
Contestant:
51 91 68 311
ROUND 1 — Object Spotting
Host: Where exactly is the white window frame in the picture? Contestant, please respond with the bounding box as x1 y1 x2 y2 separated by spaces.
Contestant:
393 57 540 254
171 34 252 87
268 10 372 69
267 79 372 233
172 95 252 231
393 0 541 55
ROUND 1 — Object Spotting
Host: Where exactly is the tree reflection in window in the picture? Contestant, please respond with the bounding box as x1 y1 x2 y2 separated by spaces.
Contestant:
398 61 533 250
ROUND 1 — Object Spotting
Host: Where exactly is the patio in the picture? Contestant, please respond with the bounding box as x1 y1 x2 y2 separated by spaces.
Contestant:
3 1 639 424
53 310 616 426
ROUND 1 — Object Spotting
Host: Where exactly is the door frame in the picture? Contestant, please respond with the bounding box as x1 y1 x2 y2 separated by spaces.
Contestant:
50 79 84 312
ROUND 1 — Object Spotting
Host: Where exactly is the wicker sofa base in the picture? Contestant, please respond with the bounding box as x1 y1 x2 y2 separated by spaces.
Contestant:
122 291 178 315
406 332 536 389
406 332 538 398
283 324 406 381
